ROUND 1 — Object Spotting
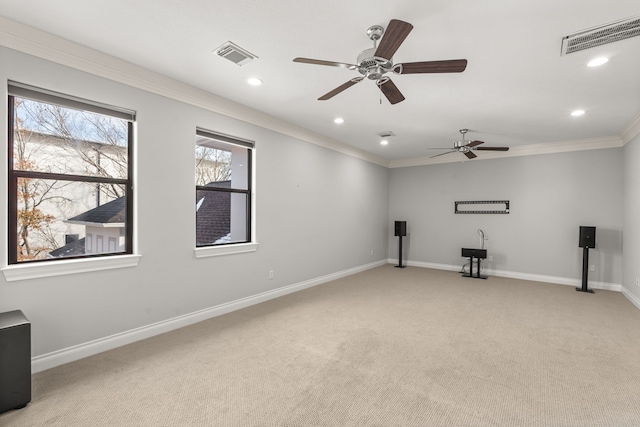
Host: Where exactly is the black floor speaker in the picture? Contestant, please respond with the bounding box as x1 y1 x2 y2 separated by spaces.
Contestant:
0 310 31 413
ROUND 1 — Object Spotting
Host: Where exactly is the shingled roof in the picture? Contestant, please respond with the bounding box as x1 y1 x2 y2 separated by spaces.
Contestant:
196 181 231 246
49 181 232 257
66 196 126 224
48 237 86 258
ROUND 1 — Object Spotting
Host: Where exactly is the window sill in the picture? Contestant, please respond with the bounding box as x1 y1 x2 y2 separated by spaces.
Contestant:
1 254 142 282
194 242 258 259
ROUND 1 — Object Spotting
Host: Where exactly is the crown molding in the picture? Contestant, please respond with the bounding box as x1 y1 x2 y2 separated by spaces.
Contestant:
0 16 389 168
389 136 624 168
1 16 635 170
621 112 640 145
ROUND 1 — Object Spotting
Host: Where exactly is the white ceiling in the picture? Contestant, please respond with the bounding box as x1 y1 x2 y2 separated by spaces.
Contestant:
1 0 639 162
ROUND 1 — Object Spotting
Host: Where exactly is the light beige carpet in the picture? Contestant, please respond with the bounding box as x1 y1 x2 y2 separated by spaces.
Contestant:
2 265 640 426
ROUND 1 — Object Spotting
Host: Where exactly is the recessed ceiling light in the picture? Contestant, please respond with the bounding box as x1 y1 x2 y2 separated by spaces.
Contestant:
247 77 263 86
380 140 389 146
571 109 586 117
587 57 608 67
334 117 344 124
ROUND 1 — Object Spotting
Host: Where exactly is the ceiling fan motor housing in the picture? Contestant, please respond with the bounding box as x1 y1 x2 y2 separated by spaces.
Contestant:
454 141 469 152
357 48 393 79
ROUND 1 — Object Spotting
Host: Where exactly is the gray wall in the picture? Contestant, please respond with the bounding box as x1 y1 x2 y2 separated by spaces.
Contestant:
0 44 636 365
0 47 390 357
389 149 624 285
623 134 640 301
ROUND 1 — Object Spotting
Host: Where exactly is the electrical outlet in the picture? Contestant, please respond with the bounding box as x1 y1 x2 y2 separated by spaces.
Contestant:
488 255 493 262
589 265 596 272
636 277 640 287
370 249 374 256
269 270 274 280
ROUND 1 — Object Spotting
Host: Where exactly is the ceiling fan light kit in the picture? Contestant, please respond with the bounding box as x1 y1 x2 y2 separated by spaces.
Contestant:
293 19 468 104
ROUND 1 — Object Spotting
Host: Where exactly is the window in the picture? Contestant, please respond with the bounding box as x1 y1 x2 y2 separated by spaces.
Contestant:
7 82 134 264
195 128 253 247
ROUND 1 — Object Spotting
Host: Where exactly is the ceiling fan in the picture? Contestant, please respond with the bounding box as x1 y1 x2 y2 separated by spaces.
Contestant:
429 129 510 160
293 19 467 104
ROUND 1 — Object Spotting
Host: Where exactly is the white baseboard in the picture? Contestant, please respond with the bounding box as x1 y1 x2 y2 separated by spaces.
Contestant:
390 259 462 272
389 259 623 292
621 286 640 310
31 259 387 373
484 268 622 292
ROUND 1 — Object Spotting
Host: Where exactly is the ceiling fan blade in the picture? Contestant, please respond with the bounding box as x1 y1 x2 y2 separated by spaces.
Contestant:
318 77 364 100
475 146 510 151
293 57 358 70
378 78 405 104
466 140 484 147
397 59 468 74
375 19 413 60
430 150 457 158
427 147 458 150
464 151 477 159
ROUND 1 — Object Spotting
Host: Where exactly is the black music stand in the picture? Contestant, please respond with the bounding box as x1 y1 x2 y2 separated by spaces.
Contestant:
461 248 487 279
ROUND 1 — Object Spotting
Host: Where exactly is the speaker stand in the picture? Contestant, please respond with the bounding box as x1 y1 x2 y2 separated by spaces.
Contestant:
576 246 594 293
395 235 406 268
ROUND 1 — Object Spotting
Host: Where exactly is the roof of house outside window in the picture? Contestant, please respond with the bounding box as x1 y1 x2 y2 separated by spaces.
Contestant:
49 181 231 257
196 181 231 246
48 237 86 258
66 196 126 225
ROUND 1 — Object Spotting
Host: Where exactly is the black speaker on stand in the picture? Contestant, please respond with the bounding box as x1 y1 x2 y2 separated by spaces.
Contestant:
577 226 596 293
394 221 407 268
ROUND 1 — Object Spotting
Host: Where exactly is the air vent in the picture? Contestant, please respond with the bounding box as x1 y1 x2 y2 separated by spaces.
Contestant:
215 41 257 66
377 131 396 138
561 15 640 55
